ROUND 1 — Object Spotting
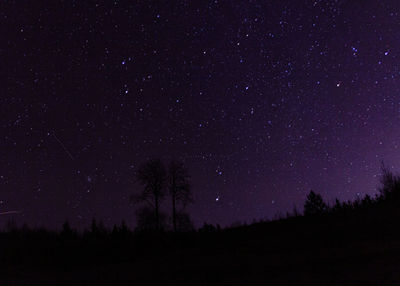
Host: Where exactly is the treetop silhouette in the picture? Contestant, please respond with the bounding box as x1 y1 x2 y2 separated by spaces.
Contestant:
304 190 328 216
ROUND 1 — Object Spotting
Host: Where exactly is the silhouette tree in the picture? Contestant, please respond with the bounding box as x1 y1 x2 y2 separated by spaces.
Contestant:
135 159 167 231
91 218 99 234
168 160 192 232
111 221 131 239
60 220 76 239
361 194 373 207
304 190 328 216
89 218 107 238
379 162 400 201
332 198 343 213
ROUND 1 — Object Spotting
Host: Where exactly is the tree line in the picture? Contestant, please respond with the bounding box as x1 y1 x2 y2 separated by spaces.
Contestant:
5 160 399 234
303 162 400 217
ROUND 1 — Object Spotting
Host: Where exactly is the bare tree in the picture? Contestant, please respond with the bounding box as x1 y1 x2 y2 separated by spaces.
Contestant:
378 161 400 200
134 159 167 231
168 160 192 232
304 190 328 216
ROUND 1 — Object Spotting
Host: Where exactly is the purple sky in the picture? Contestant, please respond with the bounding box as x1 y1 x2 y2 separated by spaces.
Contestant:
1 1 400 229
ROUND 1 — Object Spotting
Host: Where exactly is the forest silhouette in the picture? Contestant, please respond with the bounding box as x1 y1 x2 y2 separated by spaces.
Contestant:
2 160 400 285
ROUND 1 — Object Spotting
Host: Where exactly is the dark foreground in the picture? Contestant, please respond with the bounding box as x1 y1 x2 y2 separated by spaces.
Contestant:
2 210 400 285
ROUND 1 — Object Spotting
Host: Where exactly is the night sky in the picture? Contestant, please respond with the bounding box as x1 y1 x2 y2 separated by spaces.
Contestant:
1 1 400 229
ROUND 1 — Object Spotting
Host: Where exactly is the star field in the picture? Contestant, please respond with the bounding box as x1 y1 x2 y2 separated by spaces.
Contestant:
1 1 400 228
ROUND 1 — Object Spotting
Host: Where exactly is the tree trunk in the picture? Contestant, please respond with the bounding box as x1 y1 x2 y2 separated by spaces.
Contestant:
155 194 159 231
172 191 177 232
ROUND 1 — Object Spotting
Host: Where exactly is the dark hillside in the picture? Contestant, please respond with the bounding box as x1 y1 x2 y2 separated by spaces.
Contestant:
3 202 400 285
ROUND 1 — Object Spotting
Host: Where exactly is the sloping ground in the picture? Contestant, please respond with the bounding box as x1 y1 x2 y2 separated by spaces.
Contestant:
3 235 400 285
2 208 400 285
